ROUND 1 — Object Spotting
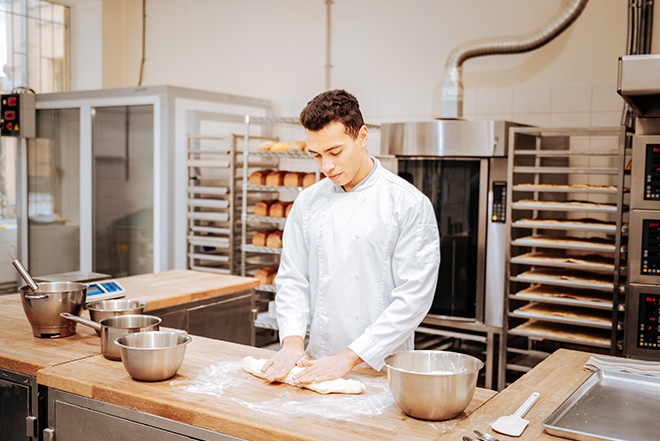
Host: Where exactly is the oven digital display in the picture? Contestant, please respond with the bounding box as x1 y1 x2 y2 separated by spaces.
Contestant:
491 181 506 223
638 293 660 349
644 144 660 200
641 219 660 275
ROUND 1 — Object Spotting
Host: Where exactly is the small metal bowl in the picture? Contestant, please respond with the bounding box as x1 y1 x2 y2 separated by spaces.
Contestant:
115 331 191 381
384 350 484 420
85 300 147 336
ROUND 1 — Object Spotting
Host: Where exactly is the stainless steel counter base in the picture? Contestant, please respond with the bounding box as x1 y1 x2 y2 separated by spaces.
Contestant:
44 388 243 441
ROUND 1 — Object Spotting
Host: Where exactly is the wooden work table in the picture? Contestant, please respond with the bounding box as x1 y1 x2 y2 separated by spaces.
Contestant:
1 271 605 440
0 270 258 377
38 335 496 441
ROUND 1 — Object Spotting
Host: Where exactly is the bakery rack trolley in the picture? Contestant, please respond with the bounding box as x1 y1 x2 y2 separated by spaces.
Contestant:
240 116 320 344
499 125 631 390
186 134 241 275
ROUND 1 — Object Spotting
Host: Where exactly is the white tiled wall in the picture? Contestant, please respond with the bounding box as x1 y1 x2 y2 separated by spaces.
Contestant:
273 82 625 156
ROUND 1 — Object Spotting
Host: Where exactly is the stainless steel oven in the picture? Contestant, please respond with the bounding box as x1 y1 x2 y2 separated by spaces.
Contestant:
380 120 522 328
618 54 660 359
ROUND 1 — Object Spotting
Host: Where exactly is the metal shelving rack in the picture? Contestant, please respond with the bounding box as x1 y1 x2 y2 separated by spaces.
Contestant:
240 116 318 339
499 126 631 390
186 134 240 275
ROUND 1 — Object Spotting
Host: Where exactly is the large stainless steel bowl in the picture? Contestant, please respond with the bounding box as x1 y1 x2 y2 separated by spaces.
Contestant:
85 299 147 336
384 350 484 420
20 282 87 338
115 331 192 381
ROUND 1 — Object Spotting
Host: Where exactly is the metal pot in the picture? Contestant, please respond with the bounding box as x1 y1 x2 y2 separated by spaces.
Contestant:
115 331 192 381
20 282 88 338
60 313 161 360
85 299 147 336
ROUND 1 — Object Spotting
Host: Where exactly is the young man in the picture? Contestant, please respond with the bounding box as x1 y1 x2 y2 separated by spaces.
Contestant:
262 89 440 384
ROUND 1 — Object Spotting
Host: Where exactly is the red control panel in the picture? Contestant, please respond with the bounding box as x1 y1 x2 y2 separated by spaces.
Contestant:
1 94 22 136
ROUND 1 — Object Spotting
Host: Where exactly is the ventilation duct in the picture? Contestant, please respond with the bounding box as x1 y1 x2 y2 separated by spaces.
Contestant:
440 0 589 119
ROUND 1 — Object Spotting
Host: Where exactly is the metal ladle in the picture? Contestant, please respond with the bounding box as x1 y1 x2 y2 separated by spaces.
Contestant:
8 246 40 291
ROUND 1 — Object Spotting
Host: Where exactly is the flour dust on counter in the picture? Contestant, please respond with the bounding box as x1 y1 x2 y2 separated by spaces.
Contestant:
172 359 394 421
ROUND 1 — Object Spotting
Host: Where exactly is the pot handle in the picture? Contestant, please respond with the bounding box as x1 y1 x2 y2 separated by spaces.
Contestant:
60 312 102 332
24 293 49 300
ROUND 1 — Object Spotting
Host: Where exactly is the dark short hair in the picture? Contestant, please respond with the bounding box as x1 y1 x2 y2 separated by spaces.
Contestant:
299 89 364 139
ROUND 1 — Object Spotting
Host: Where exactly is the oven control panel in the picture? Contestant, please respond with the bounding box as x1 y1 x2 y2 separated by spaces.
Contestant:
491 181 506 223
638 293 660 349
644 144 660 200
641 219 660 275
0 93 35 138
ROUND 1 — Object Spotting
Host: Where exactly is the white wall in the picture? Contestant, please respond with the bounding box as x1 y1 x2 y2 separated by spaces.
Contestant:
71 0 648 135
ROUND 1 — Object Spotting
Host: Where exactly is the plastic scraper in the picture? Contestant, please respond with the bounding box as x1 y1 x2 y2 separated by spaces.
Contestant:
491 392 540 437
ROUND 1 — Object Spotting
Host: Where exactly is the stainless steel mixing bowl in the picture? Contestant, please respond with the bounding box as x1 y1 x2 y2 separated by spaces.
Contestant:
384 350 484 420
85 299 147 335
20 282 88 338
115 331 192 381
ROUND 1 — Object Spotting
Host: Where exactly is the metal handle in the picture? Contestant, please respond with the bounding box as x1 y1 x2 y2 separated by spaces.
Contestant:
60 312 102 332
8 246 40 292
512 392 540 418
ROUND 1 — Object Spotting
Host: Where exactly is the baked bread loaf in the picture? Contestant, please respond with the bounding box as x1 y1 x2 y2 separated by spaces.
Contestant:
284 172 305 187
249 170 270 185
303 172 325 188
254 265 278 286
285 201 294 217
265 171 286 186
270 142 289 152
269 201 289 218
289 140 307 152
258 141 274 151
254 200 275 217
266 230 283 248
252 230 270 247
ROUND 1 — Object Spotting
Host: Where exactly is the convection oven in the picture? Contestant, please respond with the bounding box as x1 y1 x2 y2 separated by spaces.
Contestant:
381 120 523 328
618 54 660 360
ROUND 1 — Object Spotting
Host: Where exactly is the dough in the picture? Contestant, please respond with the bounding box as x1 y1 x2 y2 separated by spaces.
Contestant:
241 356 366 395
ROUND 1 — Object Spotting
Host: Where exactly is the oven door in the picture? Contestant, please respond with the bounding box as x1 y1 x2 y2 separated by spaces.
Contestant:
631 135 660 210
626 283 660 359
397 157 488 322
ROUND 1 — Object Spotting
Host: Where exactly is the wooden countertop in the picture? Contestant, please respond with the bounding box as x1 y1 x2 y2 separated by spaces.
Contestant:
443 349 595 440
0 270 259 376
38 336 497 441
113 269 259 310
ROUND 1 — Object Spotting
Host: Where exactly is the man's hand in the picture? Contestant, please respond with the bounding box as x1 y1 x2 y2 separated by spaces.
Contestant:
261 336 307 382
290 348 363 384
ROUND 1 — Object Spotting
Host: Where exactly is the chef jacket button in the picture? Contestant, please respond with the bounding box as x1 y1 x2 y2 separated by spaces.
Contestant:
354 275 359 280
355 234 359 239
319 234 323 239
354 315 359 320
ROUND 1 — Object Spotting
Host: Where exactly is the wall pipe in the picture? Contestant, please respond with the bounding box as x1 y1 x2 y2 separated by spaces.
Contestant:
440 0 589 119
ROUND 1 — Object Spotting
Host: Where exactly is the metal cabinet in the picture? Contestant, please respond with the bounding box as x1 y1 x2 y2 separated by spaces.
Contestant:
44 389 242 441
149 289 255 346
0 368 39 441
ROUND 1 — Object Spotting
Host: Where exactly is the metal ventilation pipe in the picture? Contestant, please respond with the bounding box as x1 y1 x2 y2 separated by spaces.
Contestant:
440 0 589 119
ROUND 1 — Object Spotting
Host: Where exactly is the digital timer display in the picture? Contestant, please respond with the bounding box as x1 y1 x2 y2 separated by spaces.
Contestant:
642 219 660 275
639 293 660 349
644 144 660 200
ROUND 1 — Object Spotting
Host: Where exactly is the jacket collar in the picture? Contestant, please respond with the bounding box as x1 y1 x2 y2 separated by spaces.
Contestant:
333 156 380 193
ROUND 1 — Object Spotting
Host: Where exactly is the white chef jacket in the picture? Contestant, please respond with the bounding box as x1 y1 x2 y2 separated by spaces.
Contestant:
274 157 440 371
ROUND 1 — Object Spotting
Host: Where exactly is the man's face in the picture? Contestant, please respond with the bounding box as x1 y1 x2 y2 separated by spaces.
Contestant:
306 121 370 192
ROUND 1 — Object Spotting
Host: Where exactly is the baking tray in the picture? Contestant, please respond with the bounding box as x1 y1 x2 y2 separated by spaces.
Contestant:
543 369 660 441
512 201 617 213
511 220 617 233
